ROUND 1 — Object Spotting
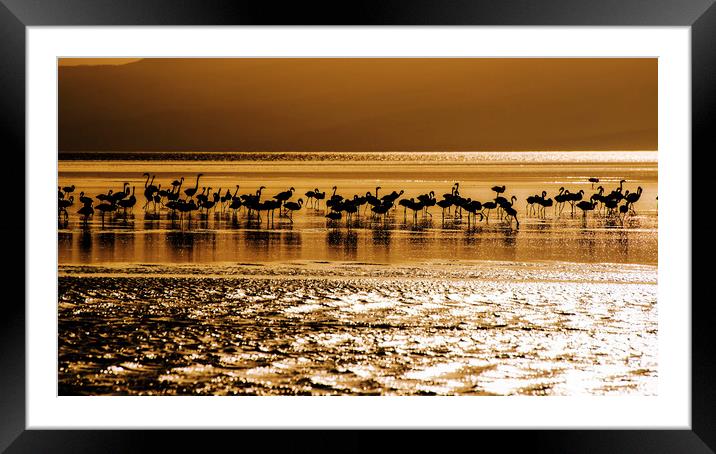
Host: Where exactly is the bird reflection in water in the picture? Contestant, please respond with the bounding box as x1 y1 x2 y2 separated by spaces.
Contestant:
501 229 518 248
463 229 483 247
329 229 358 247
281 231 302 247
407 231 429 247
577 228 597 259
372 228 392 247
166 230 195 251
327 230 358 259
143 213 161 230
95 232 117 261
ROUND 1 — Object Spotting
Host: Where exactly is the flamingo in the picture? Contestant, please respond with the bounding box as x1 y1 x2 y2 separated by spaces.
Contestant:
273 187 295 203
326 211 342 221
536 194 553 219
416 191 435 217
576 200 596 217
399 198 414 222
567 190 584 216
111 182 130 203
305 189 316 208
77 203 94 225
273 187 295 215
371 200 393 222
326 186 344 211
503 205 519 228
97 189 113 202
436 197 453 223
554 187 568 215
314 188 326 210
283 199 303 223
481 201 497 221
625 186 643 213
95 201 117 225
151 184 163 211
526 194 540 216
184 174 203 199
464 199 483 227
496 195 517 219
79 192 93 206
58 196 74 220
365 190 382 215
118 186 137 214
401 198 424 223
491 185 506 197
382 189 404 205
603 198 619 216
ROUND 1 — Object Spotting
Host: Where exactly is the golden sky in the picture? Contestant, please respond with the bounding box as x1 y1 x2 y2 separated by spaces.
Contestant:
58 58 657 152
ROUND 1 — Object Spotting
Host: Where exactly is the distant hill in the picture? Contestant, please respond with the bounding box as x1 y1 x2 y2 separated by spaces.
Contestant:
58 58 657 152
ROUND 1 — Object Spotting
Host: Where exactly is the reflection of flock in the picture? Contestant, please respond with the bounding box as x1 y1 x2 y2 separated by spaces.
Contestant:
58 174 649 229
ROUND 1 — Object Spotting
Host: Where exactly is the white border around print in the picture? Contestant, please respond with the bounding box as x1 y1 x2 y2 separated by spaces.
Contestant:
28 26 689 429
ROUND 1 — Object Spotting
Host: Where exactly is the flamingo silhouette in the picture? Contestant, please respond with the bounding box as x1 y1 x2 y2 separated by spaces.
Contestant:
576 200 596 217
58 196 74 220
314 188 326 210
283 199 303 223
111 182 130 203
491 185 506 197
118 186 137 215
79 192 93 206
184 174 203 199
625 186 643 213
534 192 553 219
503 205 519 228
77 203 94 225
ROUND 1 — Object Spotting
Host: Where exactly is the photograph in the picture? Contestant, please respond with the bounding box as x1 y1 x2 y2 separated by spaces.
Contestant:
57 57 658 397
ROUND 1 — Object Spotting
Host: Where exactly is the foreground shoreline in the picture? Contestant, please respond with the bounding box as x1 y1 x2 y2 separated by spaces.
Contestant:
58 259 657 396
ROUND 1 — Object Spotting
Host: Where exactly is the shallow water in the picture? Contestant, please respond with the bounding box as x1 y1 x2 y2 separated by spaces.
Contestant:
58 261 657 396
58 152 657 265
57 151 658 395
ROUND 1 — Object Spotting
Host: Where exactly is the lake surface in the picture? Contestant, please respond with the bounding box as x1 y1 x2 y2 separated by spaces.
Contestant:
57 151 658 395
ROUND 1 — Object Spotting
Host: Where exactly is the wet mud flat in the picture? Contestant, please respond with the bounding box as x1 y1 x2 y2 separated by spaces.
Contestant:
58 261 657 396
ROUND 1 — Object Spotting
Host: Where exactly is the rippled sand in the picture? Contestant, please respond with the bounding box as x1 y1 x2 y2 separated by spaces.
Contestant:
58 261 657 396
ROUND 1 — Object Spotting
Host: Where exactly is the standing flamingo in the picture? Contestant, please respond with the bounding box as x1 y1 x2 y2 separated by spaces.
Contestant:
283 199 304 223
184 174 203 199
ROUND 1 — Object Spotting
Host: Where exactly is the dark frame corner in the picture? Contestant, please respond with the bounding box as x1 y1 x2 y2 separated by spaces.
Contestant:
2 0 711 452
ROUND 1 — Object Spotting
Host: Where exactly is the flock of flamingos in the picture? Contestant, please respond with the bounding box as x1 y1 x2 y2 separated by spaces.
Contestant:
58 173 647 229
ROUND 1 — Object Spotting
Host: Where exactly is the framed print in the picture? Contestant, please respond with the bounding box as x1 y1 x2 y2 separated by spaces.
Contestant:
3 0 711 451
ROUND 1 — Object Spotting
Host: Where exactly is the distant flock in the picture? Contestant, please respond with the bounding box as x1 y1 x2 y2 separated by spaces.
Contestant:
58 173 649 229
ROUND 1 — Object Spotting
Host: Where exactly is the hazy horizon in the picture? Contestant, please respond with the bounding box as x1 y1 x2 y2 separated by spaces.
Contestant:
58 58 657 153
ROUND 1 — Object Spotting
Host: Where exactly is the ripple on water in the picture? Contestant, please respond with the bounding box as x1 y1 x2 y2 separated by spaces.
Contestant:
58 261 657 396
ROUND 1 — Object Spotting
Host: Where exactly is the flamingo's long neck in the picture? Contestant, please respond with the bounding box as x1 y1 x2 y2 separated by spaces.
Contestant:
194 175 201 191
144 174 150 188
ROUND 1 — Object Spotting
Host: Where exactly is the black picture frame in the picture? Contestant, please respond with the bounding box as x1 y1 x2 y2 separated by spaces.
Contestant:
1 0 709 451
